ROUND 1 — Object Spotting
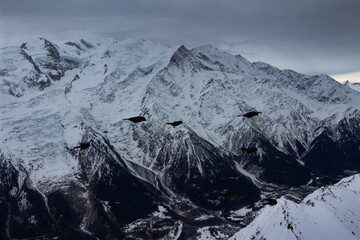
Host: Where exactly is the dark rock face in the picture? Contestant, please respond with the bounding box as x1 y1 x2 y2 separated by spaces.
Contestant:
170 45 193 66
65 74 81 94
47 191 96 240
169 45 212 72
157 131 261 211
226 131 311 187
63 58 81 70
20 42 27 49
303 131 343 175
87 159 159 239
62 130 162 239
9 184 55 239
0 69 8 77
11 38 81 96
257 138 311 187
66 42 84 51
303 115 360 176
43 38 61 62
0 130 163 239
0 155 18 239
18 49 51 92
81 39 94 49
0 154 54 239
20 49 42 73
42 38 66 80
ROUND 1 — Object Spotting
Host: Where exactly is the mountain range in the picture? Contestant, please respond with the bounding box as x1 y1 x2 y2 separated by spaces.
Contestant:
1 36 359 239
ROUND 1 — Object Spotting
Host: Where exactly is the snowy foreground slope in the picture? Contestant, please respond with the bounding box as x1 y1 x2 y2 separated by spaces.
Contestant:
1 36 360 239
230 174 360 240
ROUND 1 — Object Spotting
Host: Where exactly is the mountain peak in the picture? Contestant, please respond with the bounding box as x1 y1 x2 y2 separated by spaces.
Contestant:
169 45 194 65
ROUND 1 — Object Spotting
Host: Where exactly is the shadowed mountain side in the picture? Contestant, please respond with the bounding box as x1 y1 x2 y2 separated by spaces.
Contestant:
0 153 95 239
303 113 360 177
155 130 261 211
87 158 160 239
255 137 311 187
66 129 164 239
223 130 311 187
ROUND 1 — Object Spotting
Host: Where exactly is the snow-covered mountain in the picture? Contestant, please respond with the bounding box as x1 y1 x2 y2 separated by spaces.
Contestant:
1 36 360 239
344 80 360 92
229 174 360 240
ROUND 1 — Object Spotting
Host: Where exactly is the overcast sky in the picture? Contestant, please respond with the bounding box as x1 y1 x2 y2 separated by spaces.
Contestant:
1 0 359 81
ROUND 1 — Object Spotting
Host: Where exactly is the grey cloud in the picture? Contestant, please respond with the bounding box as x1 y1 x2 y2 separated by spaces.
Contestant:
0 0 359 76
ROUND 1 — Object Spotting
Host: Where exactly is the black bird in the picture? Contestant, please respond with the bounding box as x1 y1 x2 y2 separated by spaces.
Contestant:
123 116 146 123
166 121 183 127
238 111 262 118
220 191 237 198
240 147 258 153
74 143 91 150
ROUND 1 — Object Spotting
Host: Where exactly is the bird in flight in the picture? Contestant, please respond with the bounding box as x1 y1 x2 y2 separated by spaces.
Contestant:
123 116 146 123
238 111 262 118
166 121 183 127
